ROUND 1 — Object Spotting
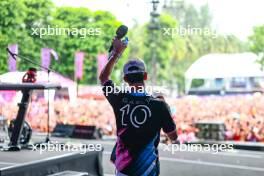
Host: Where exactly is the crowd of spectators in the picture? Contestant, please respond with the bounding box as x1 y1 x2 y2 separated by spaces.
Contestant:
0 93 264 142
167 93 264 142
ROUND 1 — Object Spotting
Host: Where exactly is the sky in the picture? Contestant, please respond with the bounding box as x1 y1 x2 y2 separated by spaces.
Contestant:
53 0 264 41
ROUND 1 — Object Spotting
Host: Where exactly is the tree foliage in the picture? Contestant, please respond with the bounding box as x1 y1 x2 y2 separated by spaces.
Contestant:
249 25 264 68
0 0 122 84
0 0 251 93
160 1 248 92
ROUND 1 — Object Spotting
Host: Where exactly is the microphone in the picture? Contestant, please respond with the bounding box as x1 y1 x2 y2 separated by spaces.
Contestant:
109 25 128 53
6 47 56 73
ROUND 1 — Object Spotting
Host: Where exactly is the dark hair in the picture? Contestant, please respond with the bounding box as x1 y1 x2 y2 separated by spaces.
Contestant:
125 73 144 84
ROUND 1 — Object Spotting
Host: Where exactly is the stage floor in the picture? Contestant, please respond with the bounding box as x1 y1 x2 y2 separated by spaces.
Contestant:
0 132 103 176
0 150 77 168
1 131 264 176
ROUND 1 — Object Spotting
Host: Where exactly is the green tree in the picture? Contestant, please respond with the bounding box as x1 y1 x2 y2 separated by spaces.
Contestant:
163 1 212 28
128 14 186 86
0 0 54 73
0 0 123 85
249 25 264 68
0 0 27 72
50 8 122 84
162 1 248 92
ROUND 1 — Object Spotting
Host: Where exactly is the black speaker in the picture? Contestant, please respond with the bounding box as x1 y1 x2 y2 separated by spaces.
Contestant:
72 125 102 139
52 124 75 137
195 121 226 140
52 124 102 139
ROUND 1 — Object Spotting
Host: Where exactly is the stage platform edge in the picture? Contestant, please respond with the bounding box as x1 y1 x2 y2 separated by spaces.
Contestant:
0 151 103 176
189 140 264 151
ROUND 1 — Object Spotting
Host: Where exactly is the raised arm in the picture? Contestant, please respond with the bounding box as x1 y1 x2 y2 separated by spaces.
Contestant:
99 38 127 84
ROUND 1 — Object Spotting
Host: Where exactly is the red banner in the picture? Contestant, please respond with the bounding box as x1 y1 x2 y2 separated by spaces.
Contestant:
75 51 85 80
41 48 51 70
41 48 59 70
97 54 108 79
